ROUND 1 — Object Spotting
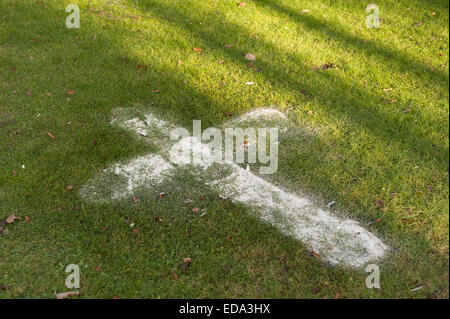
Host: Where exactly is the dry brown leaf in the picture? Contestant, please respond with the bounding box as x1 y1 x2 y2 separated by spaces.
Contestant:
193 47 203 52
55 291 79 299
67 90 75 95
311 251 321 259
191 207 200 213
158 192 167 199
47 132 55 139
66 184 74 190
374 200 384 207
245 53 256 61
6 214 21 224
367 218 382 226
132 228 139 235
181 257 192 273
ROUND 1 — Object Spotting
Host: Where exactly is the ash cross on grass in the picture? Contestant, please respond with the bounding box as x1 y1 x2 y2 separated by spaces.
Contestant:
80 107 388 269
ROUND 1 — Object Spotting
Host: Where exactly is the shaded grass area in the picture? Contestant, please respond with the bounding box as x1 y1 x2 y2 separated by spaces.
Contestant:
0 0 448 298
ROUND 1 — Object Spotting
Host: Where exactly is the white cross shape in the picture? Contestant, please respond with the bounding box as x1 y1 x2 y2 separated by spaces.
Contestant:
80 107 388 268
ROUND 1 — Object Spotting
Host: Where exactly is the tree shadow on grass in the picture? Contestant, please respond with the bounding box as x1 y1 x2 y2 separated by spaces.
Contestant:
253 0 449 86
134 0 448 169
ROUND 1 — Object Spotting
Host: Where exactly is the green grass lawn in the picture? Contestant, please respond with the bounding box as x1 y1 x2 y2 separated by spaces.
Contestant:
0 0 448 298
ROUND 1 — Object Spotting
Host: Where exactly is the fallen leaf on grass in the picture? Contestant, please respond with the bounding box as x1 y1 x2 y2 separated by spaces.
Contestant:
403 108 412 113
367 218 382 226
191 207 200 213
238 3 246 7
66 184 74 190
193 47 203 52
374 200 384 207
245 53 256 61
154 216 163 222
314 63 336 70
6 214 21 224
55 291 80 299
132 228 139 235
152 89 161 93
224 44 232 48
158 192 167 200
307 110 313 116
401 219 413 224
301 9 311 13
181 257 191 273
25 216 30 222
12 169 17 176
67 90 75 95
136 65 148 69
311 251 321 259
27 91 32 96
47 132 55 139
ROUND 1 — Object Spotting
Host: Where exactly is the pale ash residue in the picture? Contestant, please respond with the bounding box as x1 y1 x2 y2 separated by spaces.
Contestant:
225 107 288 127
209 164 388 268
109 154 174 200
116 113 171 137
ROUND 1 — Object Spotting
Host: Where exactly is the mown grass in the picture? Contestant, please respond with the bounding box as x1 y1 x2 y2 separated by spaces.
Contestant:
0 0 448 298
